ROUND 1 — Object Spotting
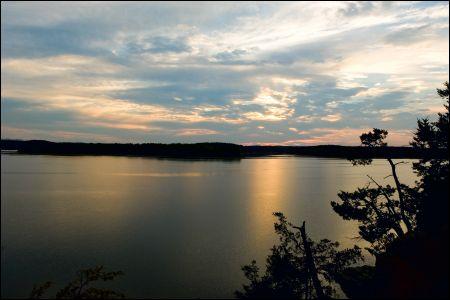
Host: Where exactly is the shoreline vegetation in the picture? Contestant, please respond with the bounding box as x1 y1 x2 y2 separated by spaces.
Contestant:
1 139 447 159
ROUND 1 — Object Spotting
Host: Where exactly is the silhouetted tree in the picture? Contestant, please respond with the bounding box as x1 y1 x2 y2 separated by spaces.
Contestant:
29 281 52 299
411 81 449 234
235 213 363 299
331 82 449 298
331 128 418 255
29 266 124 299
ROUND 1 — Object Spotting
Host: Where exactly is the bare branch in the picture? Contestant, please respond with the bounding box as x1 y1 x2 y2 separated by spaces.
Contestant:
366 175 401 224
387 159 413 232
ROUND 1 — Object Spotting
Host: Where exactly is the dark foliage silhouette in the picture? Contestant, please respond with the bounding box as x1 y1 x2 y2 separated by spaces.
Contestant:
411 81 449 234
29 266 124 299
333 82 449 298
331 128 417 255
235 212 363 299
239 82 448 298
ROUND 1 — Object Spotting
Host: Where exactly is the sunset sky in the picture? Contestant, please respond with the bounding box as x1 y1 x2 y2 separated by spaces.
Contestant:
1 1 449 145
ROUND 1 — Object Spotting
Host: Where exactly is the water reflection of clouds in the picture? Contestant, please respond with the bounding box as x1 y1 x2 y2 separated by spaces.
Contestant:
2 155 419 296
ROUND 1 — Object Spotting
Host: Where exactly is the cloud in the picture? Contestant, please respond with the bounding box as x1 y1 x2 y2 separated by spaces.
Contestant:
296 115 317 123
384 24 435 45
281 127 413 146
1 125 120 142
321 114 342 122
176 128 221 136
2 55 124 76
1 1 448 145
124 36 192 55
213 49 249 63
233 87 298 121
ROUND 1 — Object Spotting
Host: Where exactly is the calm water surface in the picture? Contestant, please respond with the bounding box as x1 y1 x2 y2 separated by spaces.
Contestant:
1 154 417 298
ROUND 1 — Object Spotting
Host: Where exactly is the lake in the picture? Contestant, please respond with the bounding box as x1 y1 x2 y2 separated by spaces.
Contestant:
1 154 418 298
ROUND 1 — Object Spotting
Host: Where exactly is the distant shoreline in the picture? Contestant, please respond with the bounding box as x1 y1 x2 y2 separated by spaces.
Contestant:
1 139 447 159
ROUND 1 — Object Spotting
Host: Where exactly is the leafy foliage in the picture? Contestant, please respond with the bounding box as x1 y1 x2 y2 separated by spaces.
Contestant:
29 281 52 299
332 128 418 254
350 128 388 166
411 81 449 233
29 266 124 299
332 183 418 255
235 212 363 299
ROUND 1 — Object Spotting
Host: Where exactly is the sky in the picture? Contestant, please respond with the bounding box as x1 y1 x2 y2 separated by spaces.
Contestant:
1 1 449 145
